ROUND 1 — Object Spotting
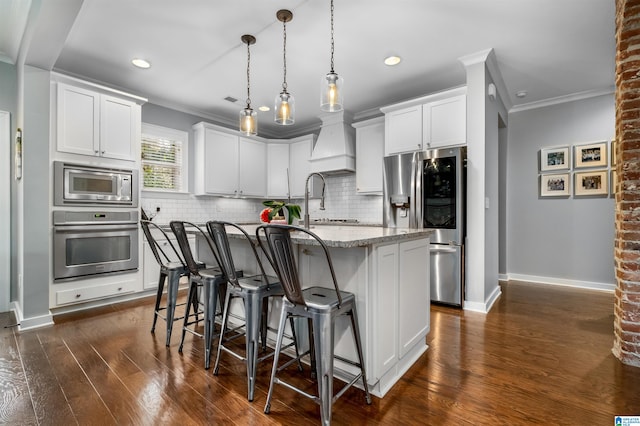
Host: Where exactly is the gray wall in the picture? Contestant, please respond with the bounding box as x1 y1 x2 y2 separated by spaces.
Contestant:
506 93 615 286
0 62 17 301
22 66 51 319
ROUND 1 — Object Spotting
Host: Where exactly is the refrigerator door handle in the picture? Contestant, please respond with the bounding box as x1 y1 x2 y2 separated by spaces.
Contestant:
430 245 459 254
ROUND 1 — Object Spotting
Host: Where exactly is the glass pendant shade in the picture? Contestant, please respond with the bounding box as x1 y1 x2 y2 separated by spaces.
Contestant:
275 90 295 125
320 71 343 112
239 107 257 136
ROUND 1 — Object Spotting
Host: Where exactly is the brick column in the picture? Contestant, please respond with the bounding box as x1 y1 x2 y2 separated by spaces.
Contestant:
614 0 640 367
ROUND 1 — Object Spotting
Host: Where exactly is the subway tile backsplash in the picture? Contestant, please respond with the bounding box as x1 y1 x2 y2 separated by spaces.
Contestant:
142 174 383 225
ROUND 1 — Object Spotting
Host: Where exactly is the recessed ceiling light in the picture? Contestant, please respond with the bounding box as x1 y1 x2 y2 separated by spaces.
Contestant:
516 90 528 98
131 58 151 69
384 55 401 66
259 105 270 112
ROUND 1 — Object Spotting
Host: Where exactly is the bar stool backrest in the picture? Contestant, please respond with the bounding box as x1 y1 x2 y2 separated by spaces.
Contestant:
170 221 221 276
256 224 343 307
141 219 184 268
206 221 269 285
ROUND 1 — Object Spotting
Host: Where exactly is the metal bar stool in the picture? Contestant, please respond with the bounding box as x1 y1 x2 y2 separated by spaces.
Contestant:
170 221 229 369
141 219 200 347
208 220 301 402
257 224 372 426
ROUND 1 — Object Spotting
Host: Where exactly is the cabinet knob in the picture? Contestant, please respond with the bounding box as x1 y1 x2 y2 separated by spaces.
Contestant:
101 151 105 155
94 150 99 154
75 294 81 298
117 287 123 291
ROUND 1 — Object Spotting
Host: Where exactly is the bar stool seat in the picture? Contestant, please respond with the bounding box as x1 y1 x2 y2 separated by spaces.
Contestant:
257 224 372 426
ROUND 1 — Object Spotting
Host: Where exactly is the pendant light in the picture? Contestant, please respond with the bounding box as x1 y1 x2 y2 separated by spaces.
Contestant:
320 0 343 112
275 9 295 125
239 34 258 136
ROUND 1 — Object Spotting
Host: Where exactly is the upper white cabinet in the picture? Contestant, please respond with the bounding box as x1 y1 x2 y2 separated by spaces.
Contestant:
56 82 141 162
381 86 466 155
383 106 422 155
266 141 290 198
288 135 322 199
193 122 267 197
353 116 384 195
423 94 466 150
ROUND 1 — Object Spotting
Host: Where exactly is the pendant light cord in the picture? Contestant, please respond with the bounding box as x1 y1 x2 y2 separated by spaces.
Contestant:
246 41 252 108
330 0 335 73
282 17 288 91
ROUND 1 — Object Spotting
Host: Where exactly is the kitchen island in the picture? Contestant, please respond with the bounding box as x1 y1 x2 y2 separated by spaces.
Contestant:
195 224 432 398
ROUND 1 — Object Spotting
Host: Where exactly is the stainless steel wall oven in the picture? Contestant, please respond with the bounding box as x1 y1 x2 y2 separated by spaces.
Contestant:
53 210 139 281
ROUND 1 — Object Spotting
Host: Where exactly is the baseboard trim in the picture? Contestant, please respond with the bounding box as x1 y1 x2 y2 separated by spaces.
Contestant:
464 284 502 314
505 273 615 292
11 301 54 330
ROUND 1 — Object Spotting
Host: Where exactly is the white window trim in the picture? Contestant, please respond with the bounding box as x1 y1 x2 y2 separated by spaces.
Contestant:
141 123 189 193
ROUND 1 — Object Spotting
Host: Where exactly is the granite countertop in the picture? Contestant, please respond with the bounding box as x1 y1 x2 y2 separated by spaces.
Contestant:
229 224 432 249
154 222 431 248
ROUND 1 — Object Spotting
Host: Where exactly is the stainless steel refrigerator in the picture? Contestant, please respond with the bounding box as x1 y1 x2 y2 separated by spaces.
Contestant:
383 147 466 306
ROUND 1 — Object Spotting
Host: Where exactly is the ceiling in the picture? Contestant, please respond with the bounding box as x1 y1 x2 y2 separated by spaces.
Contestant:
1 0 616 138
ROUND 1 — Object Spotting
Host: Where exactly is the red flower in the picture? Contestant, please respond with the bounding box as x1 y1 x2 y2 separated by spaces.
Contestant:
260 208 272 223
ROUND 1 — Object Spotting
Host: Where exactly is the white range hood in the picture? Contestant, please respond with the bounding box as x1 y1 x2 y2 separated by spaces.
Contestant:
309 111 355 174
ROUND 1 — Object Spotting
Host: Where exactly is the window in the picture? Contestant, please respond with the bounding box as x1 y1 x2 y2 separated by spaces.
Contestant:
141 123 188 192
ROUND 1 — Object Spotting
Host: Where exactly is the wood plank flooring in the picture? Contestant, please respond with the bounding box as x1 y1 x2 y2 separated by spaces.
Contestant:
1 281 639 425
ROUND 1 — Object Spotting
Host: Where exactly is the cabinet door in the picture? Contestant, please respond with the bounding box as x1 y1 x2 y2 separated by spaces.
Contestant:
238 137 267 197
384 105 422 155
143 234 193 290
57 83 100 156
203 128 239 195
356 120 384 194
267 143 290 198
289 138 313 198
423 94 466 149
373 243 399 380
100 95 137 161
398 238 430 358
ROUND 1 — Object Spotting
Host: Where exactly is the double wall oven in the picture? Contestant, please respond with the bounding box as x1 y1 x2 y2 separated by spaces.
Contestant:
53 161 139 281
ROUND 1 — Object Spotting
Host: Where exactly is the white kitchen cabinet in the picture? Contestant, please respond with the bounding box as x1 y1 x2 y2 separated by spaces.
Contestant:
353 116 384 194
143 230 195 290
193 122 267 197
56 82 139 161
266 142 290 198
289 135 322 199
423 94 466 149
397 238 430 358
381 86 467 155
239 137 267 197
384 105 422 155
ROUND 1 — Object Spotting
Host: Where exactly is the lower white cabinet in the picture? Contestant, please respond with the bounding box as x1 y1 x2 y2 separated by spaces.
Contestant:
54 276 138 306
143 230 195 290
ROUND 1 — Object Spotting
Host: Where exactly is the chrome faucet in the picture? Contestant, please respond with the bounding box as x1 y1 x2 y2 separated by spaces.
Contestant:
304 172 326 229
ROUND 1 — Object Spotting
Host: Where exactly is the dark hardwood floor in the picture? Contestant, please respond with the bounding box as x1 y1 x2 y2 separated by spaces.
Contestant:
1 281 639 425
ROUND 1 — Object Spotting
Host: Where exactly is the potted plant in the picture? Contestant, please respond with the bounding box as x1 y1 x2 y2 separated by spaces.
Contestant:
260 200 301 225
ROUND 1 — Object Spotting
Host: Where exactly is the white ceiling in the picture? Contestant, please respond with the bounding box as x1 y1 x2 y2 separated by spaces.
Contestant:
1 0 616 138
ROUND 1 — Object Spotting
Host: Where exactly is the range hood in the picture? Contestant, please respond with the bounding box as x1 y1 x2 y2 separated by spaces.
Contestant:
309 111 355 174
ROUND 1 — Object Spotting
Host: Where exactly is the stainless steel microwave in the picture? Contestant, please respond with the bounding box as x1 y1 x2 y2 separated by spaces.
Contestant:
54 161 138 207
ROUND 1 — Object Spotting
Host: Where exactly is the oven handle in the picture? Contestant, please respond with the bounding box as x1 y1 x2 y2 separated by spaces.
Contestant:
54 223 138 233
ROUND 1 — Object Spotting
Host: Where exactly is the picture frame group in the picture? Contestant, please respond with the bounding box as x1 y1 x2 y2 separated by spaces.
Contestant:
538 139 612 198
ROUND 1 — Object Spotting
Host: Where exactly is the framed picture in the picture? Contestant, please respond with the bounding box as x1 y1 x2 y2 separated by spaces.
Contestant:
610 137 616 167
540 146 570 171
574 170 609 196
540 173 570 197
574 141 607 168
610 170 617 196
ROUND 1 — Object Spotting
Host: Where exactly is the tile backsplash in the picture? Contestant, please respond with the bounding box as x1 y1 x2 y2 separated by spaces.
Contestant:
142 174 382 225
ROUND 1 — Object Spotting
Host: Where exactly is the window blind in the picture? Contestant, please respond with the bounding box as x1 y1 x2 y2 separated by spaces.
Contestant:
141 134 183 191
